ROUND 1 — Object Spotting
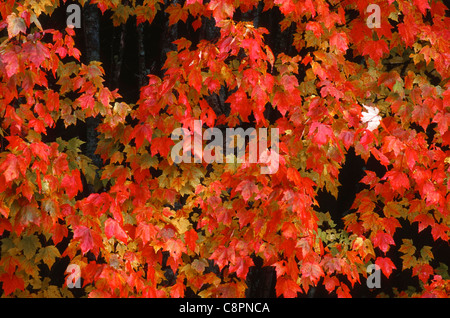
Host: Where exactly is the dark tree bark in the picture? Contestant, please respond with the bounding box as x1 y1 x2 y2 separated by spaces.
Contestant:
136 22 147 88
82 3 100 62
82 2 102 172
111 23 127 89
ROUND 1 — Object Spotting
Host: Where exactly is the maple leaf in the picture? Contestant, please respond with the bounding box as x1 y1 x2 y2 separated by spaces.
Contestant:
1 50 20 78
61 170 83 199
323 276 339 293
133 124 153 149
413 263 434 283
413 0 431 15
398 20 418 48
7 13 26 38
51 222 69 245
372 231 395 253
308 122 333 146
375 257 396 279
170 281 185 298
229 256 253 280
191 259 208 274
36 246 61 269
17 205 41 233
413 214 435 233
73 226 94 255
306 21 322 38
208 0 235 22
210 246 234 270
235 179 258 202
431 224 449 242
361 39 389 64
274 260 287 278
421 181 442 205
361 104 381 131
23 41 50 66
17 235 41 261
192 17 202 31
105 218 128 243
381 135 405 159
411 102 432 131
77 93 96 110
165 239 187 265
136 222 158 245
383 170 410 193
432 111 450 135
166 3 189 26
0 154 20 183
0 273 25 296
330 32 348 53
275 276 302 298
184 228 198 252
226 89 253 121
150 137 174 157
336 282 351 298
30 142 51 163
301 261 324 285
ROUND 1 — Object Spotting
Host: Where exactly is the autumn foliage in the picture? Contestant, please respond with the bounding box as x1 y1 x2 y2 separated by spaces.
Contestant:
0 0 449 298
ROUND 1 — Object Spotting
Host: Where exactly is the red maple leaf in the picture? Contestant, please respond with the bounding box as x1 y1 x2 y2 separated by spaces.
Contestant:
52 222 69 245
23 40 50 66
184 228 198 252
0 273 25 296
275 276 302 298
229 256 253 280
73 226 94 255
77 93 96 110
323 276 339 293
208 0 235 22
413 213 435 232
309 122 333 146
133 124 153 149
375 257 396 278
226 89 253 121
105 218 128 243
413 263 434 283
61 170 83 199
372 231 395 253
235 179 258 202
383 170 410 193
413 0 431 15
301 261 324 285
0 154 20 183
330 32 348 53
361 39 389 64
431 223 449 241
150 137 174 157
136 222 158 245
336 282 351 298
170 281 185 298
1 49 20 77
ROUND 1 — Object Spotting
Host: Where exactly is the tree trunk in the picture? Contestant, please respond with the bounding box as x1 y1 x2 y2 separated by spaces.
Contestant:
83 2 102 172
111 23 127 89
137 23 147 88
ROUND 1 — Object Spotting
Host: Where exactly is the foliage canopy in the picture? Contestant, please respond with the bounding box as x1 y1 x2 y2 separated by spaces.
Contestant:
0 0 449 298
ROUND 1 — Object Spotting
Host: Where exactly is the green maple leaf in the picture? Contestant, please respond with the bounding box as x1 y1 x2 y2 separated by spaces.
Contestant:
36 246 61 269
18 235 41 260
